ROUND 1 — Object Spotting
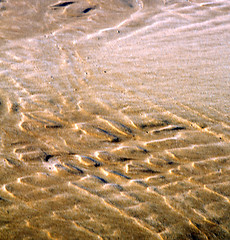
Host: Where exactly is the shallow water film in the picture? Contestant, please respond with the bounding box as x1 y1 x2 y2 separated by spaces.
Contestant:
0 0 230 239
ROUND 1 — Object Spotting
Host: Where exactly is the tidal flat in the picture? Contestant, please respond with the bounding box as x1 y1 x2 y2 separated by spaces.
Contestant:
0 0 229 239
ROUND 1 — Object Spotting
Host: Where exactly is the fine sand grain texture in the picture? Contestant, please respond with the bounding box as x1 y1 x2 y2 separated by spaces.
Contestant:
0 0 230 239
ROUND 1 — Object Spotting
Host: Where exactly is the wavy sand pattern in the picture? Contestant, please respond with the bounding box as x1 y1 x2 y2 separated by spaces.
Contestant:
0 0 230 239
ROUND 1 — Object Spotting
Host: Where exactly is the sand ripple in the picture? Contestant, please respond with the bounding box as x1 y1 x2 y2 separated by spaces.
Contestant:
0 0 230 239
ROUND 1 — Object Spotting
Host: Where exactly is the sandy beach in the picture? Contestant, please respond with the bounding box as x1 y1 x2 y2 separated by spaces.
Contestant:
0 0 230 239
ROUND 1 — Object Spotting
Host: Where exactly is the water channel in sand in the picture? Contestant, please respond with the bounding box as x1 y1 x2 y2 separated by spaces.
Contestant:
0 0 230 239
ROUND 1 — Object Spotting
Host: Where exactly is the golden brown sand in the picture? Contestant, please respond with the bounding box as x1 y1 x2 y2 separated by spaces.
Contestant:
0 0 230 239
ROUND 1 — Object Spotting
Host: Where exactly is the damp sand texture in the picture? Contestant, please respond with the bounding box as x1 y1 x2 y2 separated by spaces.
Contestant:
0 0 230 239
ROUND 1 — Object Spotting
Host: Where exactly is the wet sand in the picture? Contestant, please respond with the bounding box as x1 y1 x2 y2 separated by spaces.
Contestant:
0 0 230 239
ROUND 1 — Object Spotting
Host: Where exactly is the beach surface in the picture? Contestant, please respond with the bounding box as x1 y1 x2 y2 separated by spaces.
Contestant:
0 0 230 239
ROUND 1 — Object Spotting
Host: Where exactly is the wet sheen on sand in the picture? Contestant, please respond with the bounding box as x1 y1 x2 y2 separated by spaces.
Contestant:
0 0 230 239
